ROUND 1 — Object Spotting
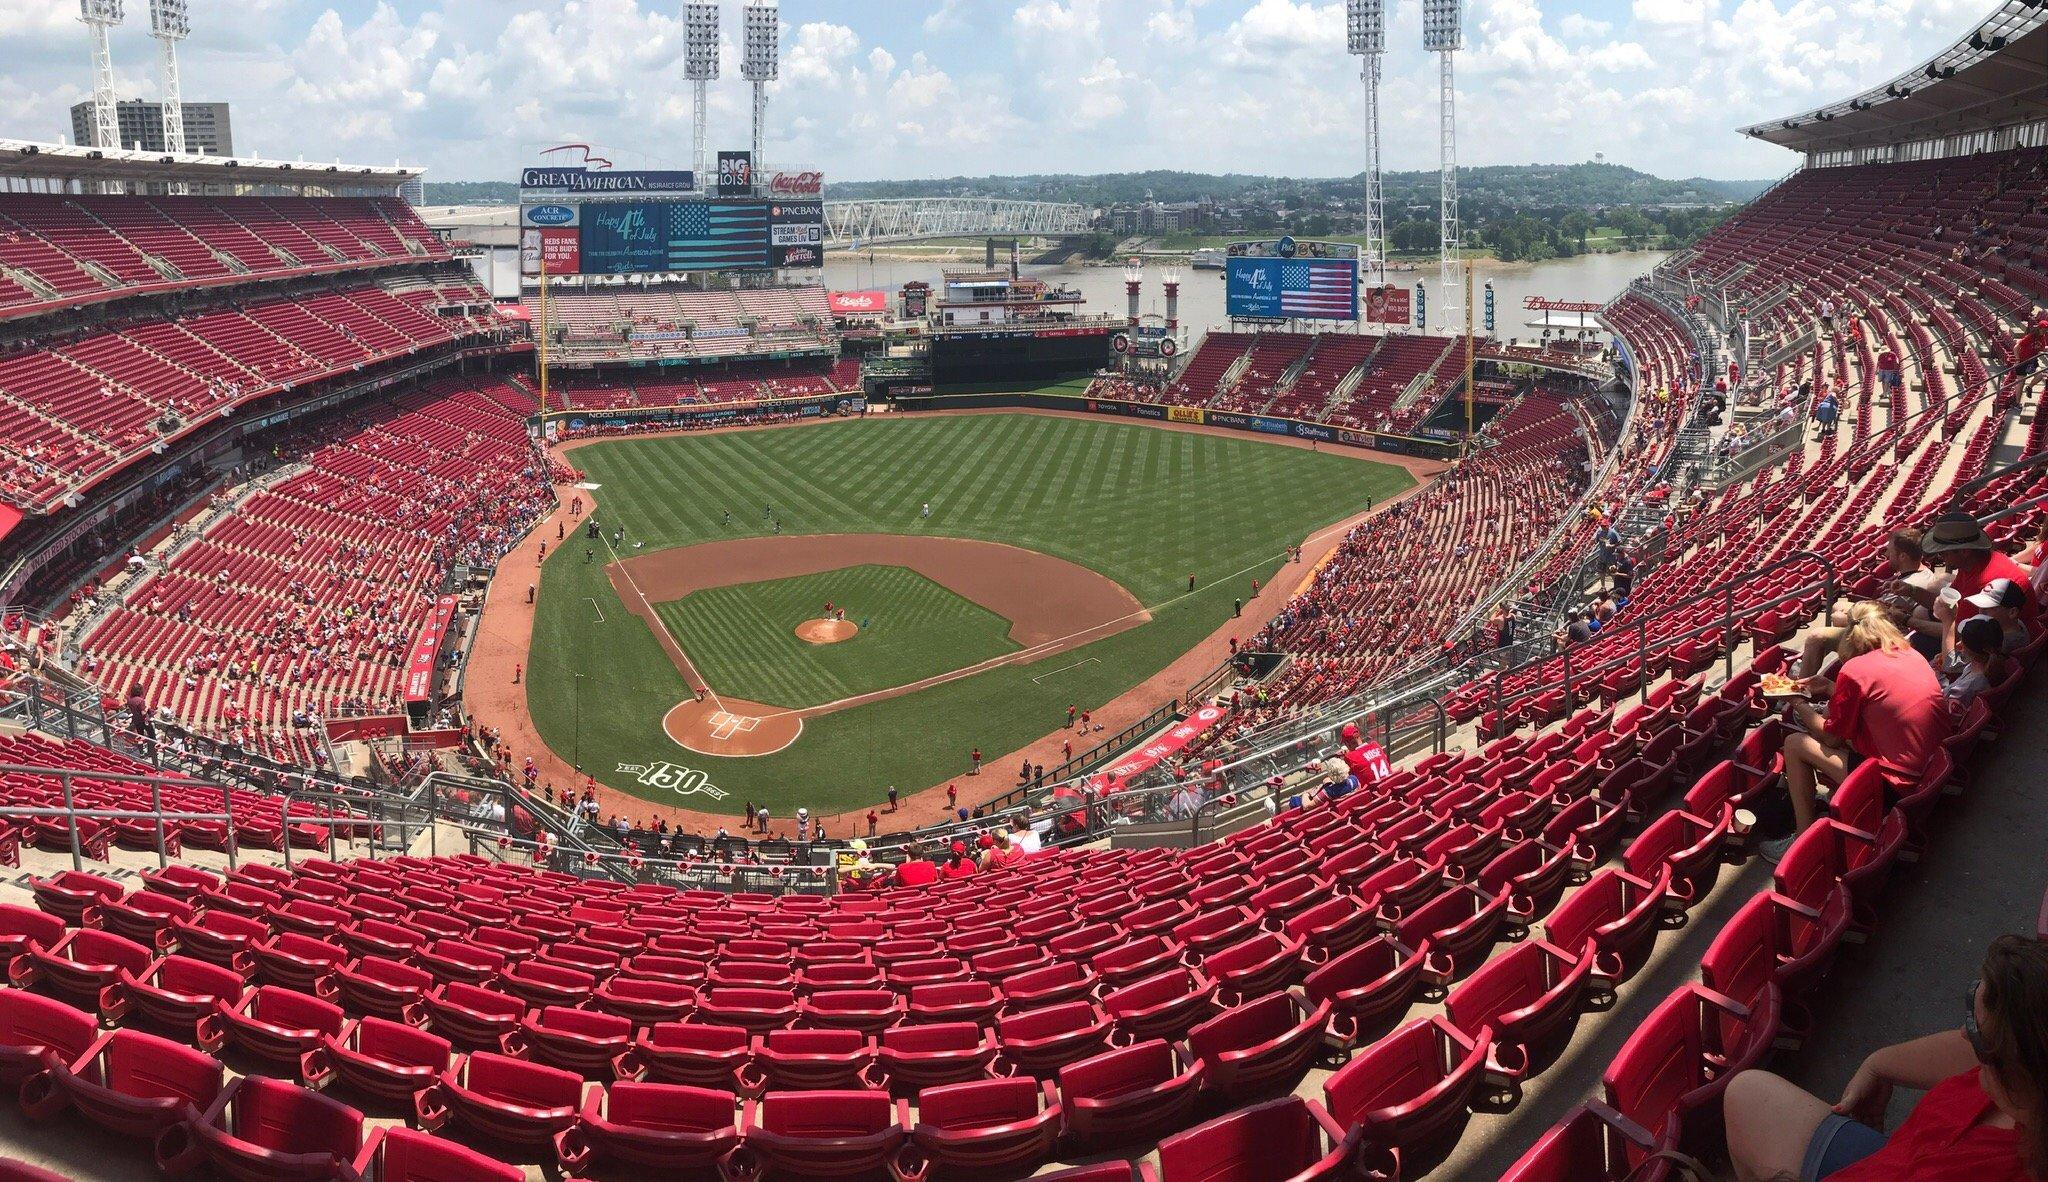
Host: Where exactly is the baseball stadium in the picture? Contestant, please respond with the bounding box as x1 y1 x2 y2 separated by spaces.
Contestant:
0 1 2046 1180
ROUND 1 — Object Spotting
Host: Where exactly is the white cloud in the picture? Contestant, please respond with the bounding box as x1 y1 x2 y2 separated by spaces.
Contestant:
0 0 2011 183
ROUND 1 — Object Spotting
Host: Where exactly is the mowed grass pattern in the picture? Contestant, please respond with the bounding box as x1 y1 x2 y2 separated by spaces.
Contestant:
526 412 1414 812
653 566 1020 709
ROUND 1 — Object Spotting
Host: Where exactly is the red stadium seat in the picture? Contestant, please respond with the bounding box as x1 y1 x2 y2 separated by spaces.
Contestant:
504 1006 634 1079
30 871 124 925
412 981 528 1052
199 986 346 1068
101 954 247 1039
726 1089 911 1181
1442 936 1599 1105
997 960 1098 1010
13 927 154 1007
741 1028 875 1094
899 1076 1063 1181
0 903 66 965
697 987 802 1035
0 989 98 1089
1184 992 1332 1103
1058 1038 1205 1151
301 1016 451 1110
803 989 908 1034
86 890 194 948
1394 884 1511 981
1302 934 1441 1049
1321 1016 1490 1177
348 1126 525 1182
154 1074 366 1181
868 1022 999 1096
618 1021 753 1088
415 1051 582 1150
553 1080 742 1178
1153 1096 1352 1182
321 955 435 1021
1600 984 1769 1167
1100 967 1218 1044
1541 865 1672 995
249 934 349 994
993 1001 1113 1077
20 1028 223 1141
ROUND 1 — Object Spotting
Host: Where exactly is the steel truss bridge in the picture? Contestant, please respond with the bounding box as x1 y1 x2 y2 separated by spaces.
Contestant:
822 198 1092 248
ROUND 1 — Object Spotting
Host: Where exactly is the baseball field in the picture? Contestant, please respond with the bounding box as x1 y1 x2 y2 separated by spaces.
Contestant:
521 411 1413 814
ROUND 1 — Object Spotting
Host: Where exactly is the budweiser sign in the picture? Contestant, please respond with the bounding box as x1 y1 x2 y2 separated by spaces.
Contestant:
769 170 824 196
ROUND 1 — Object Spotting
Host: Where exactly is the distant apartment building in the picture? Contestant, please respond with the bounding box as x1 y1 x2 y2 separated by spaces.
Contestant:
70 100 234 155
1106 199 1211 237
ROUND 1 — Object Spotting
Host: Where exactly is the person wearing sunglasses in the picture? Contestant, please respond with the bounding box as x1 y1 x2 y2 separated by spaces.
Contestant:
1723 934 2048 1181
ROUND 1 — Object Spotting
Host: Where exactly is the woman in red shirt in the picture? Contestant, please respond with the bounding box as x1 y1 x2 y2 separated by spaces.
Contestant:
1723 934 2047 1181
1768 603 1949 862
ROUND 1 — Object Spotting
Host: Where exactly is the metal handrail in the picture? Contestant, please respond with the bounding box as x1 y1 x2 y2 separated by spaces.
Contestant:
0 759 240 874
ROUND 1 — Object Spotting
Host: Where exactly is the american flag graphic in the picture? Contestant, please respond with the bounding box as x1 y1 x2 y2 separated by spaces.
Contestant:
1278 261 1357 318
667 203 770 270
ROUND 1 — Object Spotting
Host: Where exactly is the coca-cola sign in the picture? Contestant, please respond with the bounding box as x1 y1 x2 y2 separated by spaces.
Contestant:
769 170 824 196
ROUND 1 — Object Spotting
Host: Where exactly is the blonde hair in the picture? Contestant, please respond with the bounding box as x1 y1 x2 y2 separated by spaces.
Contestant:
1837 600 1908 660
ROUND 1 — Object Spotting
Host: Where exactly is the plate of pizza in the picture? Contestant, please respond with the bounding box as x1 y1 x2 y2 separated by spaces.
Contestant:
1759 673 1807 700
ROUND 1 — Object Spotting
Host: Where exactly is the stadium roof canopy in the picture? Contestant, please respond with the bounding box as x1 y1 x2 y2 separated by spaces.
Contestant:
1740 1 2048 155
0 139 423 192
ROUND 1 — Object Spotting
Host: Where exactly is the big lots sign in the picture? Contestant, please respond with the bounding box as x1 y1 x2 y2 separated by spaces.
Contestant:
769 171 824 196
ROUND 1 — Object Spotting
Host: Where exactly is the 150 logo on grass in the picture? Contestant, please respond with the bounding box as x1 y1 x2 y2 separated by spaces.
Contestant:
617 761 728 800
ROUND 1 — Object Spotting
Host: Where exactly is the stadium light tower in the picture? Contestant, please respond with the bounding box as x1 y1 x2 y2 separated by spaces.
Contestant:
149 0 190 156
79 0 125 153
1423 0 1463 327
741 1 779 177
683 2 718 195
1345 0 1387 300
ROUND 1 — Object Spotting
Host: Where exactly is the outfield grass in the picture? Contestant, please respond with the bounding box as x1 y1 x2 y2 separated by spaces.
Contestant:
525 411 1413 813
652 565 1019 709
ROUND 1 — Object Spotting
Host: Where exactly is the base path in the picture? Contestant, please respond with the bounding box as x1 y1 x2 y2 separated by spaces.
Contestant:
797 619 857 644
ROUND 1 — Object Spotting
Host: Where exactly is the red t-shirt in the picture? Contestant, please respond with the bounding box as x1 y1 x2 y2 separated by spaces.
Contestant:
1343 741 1391 787
1826 647 1950 782
1831 1071 2027 1182
1951 552 2039 625
937 859 978 880
895 860 937 888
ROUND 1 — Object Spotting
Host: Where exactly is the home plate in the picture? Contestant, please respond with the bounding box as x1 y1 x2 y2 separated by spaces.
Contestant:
707 711 760 740
664 696 803 757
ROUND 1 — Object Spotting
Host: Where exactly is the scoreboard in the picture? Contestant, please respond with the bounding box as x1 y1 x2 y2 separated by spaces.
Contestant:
520 198 824 276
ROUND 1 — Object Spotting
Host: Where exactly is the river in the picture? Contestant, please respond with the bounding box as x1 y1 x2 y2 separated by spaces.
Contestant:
819 249 1669 343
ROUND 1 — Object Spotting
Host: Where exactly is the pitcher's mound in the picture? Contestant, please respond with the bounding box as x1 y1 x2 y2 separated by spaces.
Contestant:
795 618 858 644
665 696 803 757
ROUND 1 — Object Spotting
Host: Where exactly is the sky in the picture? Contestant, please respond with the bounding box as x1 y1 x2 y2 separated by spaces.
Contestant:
0 0 2000 184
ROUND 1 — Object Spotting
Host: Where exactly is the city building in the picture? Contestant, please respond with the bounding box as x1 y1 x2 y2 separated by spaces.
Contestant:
69 100 233 155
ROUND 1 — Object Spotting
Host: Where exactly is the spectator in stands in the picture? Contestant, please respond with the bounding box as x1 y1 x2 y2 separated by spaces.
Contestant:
2014 317 2048 379
1007 814 1041 853
1921 513 2040 658
938 841 978 880
1967 578 2035 654
1944 617 2011 712
1769 602 1950 862
1722 933 2048 1182
894 842 937 888
1339 722 1391 790
1802 529 1947 675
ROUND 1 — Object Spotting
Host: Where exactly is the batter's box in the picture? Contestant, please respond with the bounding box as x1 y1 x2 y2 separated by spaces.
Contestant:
708 711 762 740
